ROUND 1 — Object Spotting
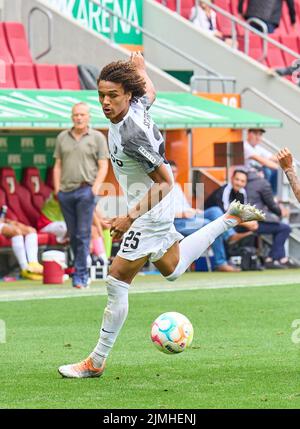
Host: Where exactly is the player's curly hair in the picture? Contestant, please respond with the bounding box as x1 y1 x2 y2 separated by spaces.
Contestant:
97 60 146 102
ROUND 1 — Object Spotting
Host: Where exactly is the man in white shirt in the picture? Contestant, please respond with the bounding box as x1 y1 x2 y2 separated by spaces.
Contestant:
243 128 278 193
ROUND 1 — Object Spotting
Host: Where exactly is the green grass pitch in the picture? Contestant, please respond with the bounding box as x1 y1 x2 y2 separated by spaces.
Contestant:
1 272 300 409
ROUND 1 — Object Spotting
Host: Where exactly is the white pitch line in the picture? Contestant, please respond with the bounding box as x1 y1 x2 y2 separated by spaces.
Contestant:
0 277 298 302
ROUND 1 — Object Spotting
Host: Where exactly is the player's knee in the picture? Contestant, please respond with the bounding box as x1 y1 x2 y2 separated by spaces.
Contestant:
12 228 22 237
163 261 183 282
27 227 36 234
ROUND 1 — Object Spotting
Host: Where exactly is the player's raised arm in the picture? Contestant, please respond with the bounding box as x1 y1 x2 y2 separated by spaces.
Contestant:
130 51 156 106
277 147 300 202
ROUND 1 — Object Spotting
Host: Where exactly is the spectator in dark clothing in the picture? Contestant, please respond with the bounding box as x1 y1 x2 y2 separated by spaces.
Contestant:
205 169 259 236
238 0 296 33
205 169 247 210
246 168 294 268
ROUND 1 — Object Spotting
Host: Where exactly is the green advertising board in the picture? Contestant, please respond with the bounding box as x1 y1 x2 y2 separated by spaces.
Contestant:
0 89 282 130
44 0 143 48
0 133 57 181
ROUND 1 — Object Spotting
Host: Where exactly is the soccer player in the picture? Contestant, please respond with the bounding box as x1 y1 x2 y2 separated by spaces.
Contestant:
58 53 265 378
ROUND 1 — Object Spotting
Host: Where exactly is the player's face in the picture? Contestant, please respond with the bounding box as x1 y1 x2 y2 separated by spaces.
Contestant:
232 172 247 192
98 80 132 124
71 105 90 131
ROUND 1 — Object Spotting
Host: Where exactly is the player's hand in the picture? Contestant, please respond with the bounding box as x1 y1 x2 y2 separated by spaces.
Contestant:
277 147 293 172
110 215 133 240
130 51 145 71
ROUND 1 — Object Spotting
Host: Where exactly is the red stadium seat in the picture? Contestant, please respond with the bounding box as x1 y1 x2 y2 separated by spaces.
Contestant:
22 167 52 211
4 22 32 63
266 48 286 68
181 0 194 19
35 64 60 89
0 63 16 88
239 34 263 60
216 13 233 37
13 63 38 88
0 167 40 227
275 18 288 36
165 0 176 12
215 0 232 36
214 0 231 11
0 22 13 63
231 0 245 35
281 35 300 67
56 65 81 90
280 0 298 34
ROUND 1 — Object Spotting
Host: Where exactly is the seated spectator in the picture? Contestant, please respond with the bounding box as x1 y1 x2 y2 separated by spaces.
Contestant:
37 192 68 243
246 167 296 268
171 161 241 272
238 0 296 34
243 128 279 194
205 168 259 236
0 218 43 280
190 1 235 47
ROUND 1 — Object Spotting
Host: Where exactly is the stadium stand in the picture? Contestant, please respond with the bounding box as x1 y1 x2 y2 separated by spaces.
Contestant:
157 0 300 77
0 21 82 89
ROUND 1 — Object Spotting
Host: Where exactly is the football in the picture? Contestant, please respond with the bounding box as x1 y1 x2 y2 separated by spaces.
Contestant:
151 312 194 354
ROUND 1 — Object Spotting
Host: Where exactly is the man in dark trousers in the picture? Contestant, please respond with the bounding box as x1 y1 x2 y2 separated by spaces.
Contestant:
246 167 295 268
238 0 296 33
53 102 109 288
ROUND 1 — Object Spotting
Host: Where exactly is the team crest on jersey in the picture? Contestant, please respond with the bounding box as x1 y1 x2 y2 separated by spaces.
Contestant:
138 146 156 164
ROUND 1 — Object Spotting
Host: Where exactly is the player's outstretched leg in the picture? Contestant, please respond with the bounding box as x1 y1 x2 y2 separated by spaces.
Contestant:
58 275 129 378
165 200 265 282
